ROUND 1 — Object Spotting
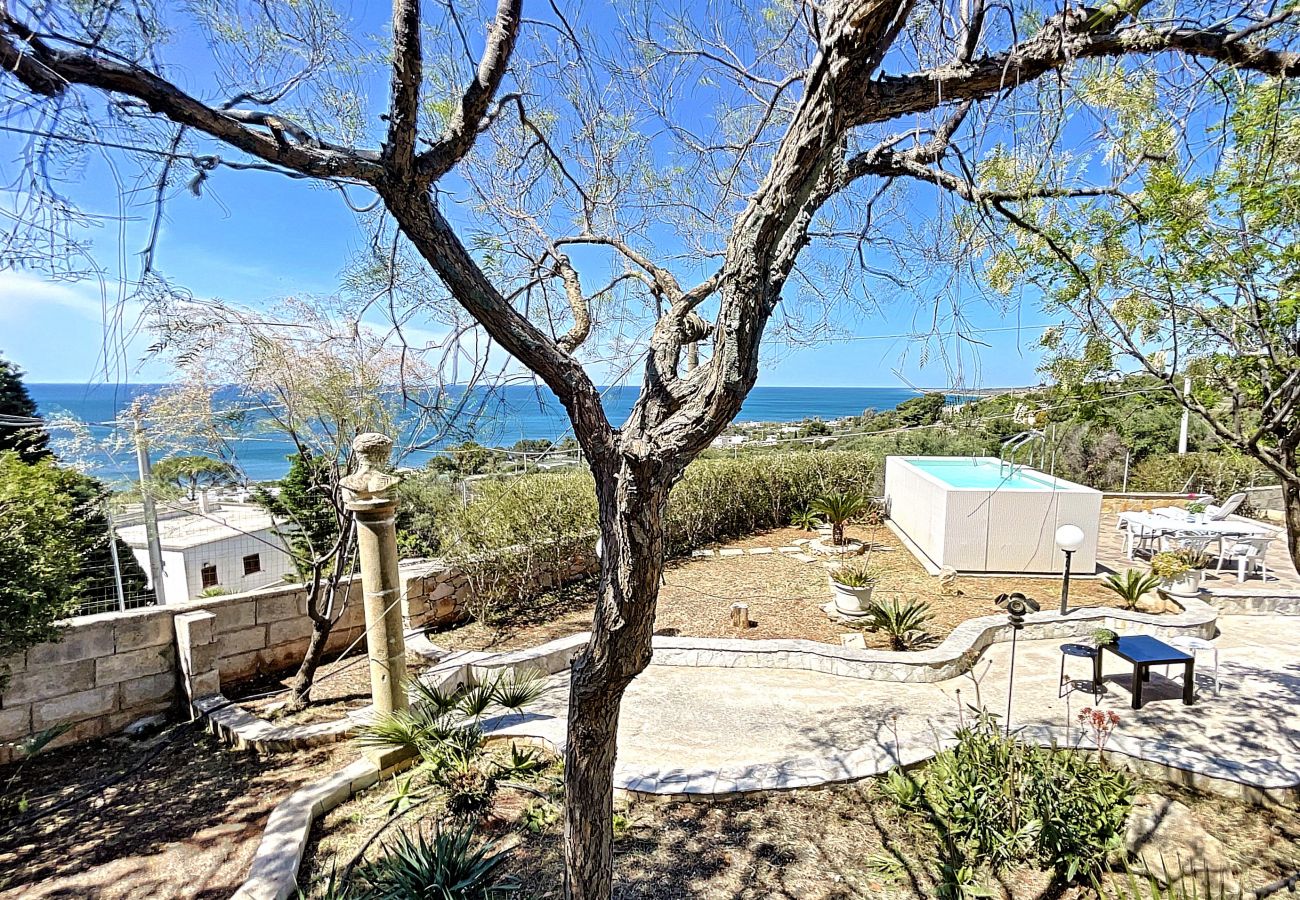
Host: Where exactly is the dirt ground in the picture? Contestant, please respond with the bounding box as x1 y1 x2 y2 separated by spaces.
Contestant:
0 725 345 900
431 524 1156 655
301 772 1300 899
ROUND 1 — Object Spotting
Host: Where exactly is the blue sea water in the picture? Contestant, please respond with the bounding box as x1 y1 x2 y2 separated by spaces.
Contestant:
29 382 931 483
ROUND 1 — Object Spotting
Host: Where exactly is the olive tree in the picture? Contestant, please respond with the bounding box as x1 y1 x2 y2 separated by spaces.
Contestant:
3 0 1297 894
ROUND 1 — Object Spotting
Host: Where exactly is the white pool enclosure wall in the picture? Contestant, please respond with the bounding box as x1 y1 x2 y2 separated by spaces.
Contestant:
884 456 1102 575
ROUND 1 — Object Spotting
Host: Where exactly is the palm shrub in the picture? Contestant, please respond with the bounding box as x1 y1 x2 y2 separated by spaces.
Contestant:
357 672 549 819
885 712 1134 890
863 597 933 650
1102 569 1163 610
790 506 821 531
810 490 869 545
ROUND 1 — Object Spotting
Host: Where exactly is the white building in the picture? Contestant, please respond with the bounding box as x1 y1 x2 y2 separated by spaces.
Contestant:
117 502 296 604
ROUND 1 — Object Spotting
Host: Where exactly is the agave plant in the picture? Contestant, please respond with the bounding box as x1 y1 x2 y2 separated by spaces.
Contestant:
355 823 518 899
810 491 869 545
864 597 934 650
1102 569 1162 610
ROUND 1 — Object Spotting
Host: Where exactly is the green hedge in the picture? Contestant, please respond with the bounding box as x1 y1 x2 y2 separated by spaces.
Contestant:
1128 450 1271 499
407 451 881 622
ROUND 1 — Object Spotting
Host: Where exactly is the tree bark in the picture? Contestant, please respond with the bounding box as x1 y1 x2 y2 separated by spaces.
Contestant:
563 452 671 899
287 613 333 708
1280 468 1300 575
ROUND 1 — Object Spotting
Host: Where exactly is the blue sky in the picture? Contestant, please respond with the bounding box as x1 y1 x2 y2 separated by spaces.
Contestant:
0 0 1057 390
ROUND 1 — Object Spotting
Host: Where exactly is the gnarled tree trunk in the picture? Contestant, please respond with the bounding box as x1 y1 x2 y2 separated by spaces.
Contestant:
563 452 672 899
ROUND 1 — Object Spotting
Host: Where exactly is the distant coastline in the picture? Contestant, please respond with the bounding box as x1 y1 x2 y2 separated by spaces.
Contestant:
29 383 985 482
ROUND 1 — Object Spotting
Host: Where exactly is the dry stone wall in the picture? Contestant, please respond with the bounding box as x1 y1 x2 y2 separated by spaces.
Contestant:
0 560 480 761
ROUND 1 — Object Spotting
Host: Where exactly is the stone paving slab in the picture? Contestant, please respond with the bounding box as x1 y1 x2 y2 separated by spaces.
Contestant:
483 615 1300 799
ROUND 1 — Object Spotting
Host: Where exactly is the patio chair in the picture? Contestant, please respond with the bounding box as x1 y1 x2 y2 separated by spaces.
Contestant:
1161 531 1221 562
1216 534 1274 583
1165 635 1220 695
1150 495 1216 520
1059 642 1103 704
1123 520 1163 560
1206 492 1247 521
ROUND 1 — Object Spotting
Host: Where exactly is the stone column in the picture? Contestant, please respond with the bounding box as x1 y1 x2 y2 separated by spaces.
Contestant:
342 433 409 716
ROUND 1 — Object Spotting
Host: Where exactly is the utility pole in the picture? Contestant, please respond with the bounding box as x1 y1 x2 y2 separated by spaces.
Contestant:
105 508 127 612
132 419 167 604
1178 375 1191 454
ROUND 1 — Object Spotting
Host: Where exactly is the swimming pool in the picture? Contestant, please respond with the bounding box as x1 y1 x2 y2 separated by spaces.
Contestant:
884 456 1102 574
904 457 1059 491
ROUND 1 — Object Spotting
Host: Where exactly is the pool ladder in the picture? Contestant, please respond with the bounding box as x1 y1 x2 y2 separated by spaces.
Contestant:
999 430 1045 476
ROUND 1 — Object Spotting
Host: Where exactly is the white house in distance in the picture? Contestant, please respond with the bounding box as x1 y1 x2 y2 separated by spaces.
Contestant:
116 501 296 604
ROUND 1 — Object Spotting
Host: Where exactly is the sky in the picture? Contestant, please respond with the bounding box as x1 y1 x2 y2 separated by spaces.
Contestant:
0 0 1058 390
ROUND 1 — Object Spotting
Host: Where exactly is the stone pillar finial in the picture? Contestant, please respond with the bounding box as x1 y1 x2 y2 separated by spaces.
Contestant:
343 432 409 725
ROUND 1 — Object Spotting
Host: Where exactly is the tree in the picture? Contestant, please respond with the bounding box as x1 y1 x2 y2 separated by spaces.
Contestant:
0 356 50 463
0 452 80 686
895 393 948 428
3 2 1297 894
996 80 1300 568
143 297 450 710
152 455 239 500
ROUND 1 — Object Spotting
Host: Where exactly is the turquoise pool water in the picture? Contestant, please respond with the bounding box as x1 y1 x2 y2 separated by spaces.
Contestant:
907 458 1056 490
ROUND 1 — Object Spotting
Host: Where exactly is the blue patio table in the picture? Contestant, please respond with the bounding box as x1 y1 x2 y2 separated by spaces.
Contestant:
1098 635 1195 709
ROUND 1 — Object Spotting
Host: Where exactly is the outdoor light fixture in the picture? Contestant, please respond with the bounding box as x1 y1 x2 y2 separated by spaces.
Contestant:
1055 523 1085 615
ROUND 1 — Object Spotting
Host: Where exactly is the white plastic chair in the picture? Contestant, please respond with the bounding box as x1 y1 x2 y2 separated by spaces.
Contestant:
1123 520 1163 560
1206 493 1247 521
1162 531 1220 563
1216 535 1274 583
1166 635 1220 695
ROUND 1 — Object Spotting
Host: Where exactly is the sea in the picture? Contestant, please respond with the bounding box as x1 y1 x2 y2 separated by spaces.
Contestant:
29 383 933 483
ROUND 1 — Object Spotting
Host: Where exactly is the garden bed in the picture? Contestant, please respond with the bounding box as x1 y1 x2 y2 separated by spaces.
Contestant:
298 768 1300 899
0 725 346 900
432 525 1164 654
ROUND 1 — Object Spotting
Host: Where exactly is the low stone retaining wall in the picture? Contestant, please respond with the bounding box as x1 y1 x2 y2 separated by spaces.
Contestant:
1207 590 1300 616
0 559 478 761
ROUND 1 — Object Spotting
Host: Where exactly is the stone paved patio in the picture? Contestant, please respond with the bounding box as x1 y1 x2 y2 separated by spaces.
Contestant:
488 615 1300 795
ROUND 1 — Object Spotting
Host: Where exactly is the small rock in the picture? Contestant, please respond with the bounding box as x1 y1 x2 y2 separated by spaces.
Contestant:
123 713 169 738
1123 794 1239 895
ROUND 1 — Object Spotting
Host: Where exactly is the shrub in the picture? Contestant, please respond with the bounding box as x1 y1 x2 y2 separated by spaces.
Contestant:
830 559 879 588
353 823 517 899
790 507 821 531
810 491 870 545
1101 569 1162 610
1150 552 1190 580
1129 450 1269 499
426 451 882 622
862 597 933 650
887 712 1133 888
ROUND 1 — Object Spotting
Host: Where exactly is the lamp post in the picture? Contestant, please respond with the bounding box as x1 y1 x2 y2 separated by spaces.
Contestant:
1055 524 1085 615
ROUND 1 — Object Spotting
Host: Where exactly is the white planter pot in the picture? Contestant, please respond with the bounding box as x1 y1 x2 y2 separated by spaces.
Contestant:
830 578 875 616
1163 570 1202 597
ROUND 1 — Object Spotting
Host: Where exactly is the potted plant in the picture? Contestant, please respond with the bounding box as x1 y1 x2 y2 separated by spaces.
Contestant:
828 559 880 616
1091 627 1118 648
1150 550 1199 597
1185 500 1207 524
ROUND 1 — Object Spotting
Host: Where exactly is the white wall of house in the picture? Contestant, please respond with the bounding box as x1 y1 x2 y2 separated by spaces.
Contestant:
180 528 295 600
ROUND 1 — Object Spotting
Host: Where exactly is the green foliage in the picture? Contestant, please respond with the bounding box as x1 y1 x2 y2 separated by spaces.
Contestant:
810 490 870 545
152 455 238 500
431 451 881 623
395 472 458 558
1092 628 1118 647
1129 451 1267 498
0 451 153 682
829 559 879 588
255 451 340 575
789 507 821 530
0 356 49 463
862 597 934 650
489 671 547 716
1150 552 1189 580
350 823 517 899
1101 569 1162 610
894 392 948 428
888 712 1134 889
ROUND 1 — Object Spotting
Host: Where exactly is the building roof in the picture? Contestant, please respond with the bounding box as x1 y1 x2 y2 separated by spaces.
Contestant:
116 504 282 551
